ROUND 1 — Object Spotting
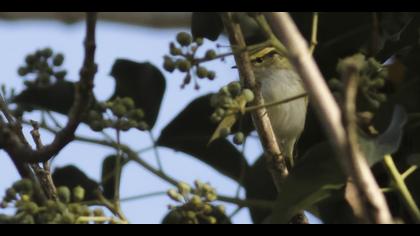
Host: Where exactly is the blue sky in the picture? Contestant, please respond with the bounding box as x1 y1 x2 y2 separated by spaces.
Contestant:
0 18 320 224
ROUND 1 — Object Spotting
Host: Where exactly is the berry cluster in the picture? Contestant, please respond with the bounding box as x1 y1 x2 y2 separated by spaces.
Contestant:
165 181 226 224
17 48 67 88
210 81 255 145
0 179 114 224
329 54 388 112
163 32 218 90
87 97 148 132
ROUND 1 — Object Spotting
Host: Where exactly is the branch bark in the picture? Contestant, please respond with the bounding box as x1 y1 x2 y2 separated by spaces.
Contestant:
0 12 98 164
221 12 308 224
264 12 393 224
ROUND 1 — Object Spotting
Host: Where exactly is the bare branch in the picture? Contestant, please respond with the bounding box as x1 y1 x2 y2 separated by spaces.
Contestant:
0 12 98 164
264 12 393 224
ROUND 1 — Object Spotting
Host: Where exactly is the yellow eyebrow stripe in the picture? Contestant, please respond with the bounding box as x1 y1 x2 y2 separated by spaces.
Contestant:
250 47 277 60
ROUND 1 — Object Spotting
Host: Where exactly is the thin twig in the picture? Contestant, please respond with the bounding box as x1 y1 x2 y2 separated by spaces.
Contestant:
28 120 275 211
0 12 98 164
309 12 319 54
263 12 393 224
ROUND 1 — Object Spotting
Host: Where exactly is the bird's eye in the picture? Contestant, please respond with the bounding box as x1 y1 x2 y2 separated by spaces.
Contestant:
255 57 263 63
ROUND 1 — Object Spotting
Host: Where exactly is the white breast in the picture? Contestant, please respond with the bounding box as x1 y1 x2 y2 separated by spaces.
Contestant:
259 69 307 157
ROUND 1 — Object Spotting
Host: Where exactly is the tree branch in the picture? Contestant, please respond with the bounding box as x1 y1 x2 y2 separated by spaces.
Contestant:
264 12 393 224
221 12 308 224
0 12 98 164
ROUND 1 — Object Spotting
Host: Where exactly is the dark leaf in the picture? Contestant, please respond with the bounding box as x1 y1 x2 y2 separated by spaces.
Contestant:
101 155 124 200
407 154 420 166
157 94 252 182
316 189 357 224
12 81 75 115
244 155 277 224
270 142 346 224
52 165 100 201
191 13 223 41
110 59 166 129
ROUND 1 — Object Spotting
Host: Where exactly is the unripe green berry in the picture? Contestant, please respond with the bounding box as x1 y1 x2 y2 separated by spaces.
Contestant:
202 204 213 214
176 32 192 46
190 195 202 208
242 89 255 103
177 182 191 196
195 37 204 46
129 109 145 121
196 67 208 79
53 53 64 66
206 192 217 202
228 82 242 97
215 205 225 214
233 132 245 145
25 54 36 65
170 43 182 56
205 50 217 60
5 188 17 201
61 212 75 224
207 216 217 224
22 201 38 214
210 113 221 123
72 186 85 202
13 179 33 194
54 70 67 80
177 60 191 72
207 71 216 80
137 121 149 131
121 97 135 110
57 186 71 203
42 48 53 58
185 211 197 220
163 56 176 72
111 104 127 118
167 189 184 202
93 208 105 217
88 110 102 122
17 66 28 76
90 121 104 132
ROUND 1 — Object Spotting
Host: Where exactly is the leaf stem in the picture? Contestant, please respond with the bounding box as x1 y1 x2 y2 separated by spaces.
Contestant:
384 154 420 223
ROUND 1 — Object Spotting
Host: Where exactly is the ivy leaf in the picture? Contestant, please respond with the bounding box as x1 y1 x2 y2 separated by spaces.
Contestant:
191 13 223 41
52 165 100 201
157 94 251 182
110 59 166 129
101 155 124 200
270 142 347 224
359 105 407 166
12 81 75 115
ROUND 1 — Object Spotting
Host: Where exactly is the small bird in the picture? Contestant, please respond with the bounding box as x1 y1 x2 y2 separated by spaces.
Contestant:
250 47 308 168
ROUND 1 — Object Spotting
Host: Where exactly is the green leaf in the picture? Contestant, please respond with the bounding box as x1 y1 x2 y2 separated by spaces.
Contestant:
110 59 166 129
52 165 100 201
270 142 346 224
157 94 252 182
359 105 407 166
244 155 277 224
101 155 124 200
12 81 75 115
191 13 223 41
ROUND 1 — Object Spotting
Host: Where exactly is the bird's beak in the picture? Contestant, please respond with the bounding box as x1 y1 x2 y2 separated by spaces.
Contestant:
231 65 237 69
